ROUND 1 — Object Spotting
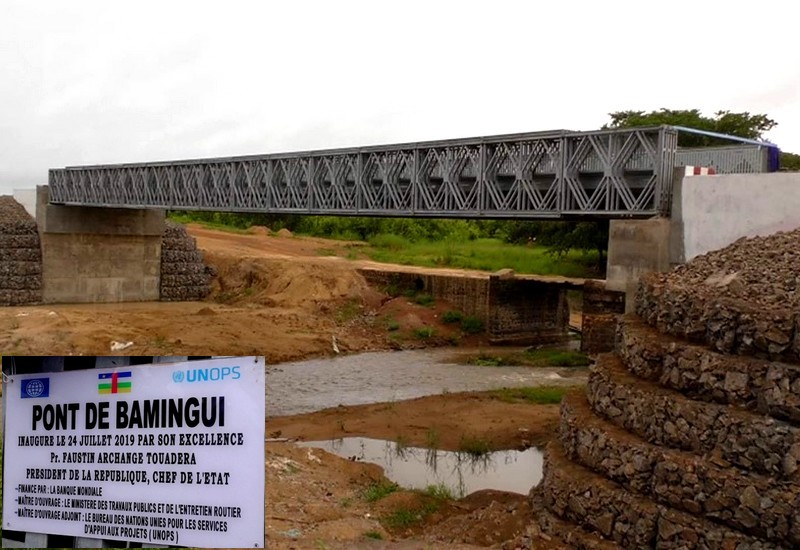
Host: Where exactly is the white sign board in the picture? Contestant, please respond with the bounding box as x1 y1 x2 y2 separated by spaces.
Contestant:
2 357 265 548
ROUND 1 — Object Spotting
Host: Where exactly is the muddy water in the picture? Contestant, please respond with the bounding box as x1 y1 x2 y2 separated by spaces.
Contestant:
266 348 586 417
299 437 543 496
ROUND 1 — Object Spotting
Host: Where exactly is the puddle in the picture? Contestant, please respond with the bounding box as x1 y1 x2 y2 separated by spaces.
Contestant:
299 437 542 497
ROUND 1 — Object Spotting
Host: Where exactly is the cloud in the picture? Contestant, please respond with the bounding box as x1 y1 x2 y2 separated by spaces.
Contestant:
1 0 798 196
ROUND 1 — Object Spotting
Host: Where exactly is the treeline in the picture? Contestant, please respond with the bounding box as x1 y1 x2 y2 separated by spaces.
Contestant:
169 211 608 256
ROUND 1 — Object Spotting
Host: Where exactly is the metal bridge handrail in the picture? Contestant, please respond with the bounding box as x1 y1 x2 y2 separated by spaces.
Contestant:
670 126 777 148
64 126 669 170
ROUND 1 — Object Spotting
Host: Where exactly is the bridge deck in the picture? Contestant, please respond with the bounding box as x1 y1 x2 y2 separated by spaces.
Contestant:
49 127 680 219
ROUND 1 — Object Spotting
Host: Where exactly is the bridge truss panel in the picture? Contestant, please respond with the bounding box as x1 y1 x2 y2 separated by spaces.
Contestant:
49 127 678 219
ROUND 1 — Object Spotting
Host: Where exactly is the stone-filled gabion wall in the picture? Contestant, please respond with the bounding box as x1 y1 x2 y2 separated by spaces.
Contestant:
160 221 215 301
0 196 42 306
534 228 800 548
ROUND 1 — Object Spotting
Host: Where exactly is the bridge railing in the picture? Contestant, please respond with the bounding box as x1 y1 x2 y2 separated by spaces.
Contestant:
49 126 680 218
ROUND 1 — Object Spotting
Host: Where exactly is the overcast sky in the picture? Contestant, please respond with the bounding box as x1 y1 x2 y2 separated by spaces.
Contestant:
1 0 797 195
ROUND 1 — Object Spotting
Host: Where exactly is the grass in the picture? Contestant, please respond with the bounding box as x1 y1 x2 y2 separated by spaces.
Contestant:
413 326 435 339
460 316 484 334
166 213 600 278
168 213 252 234
539 350 592 367
386 318 400 332
466 349 591 368
380 482 458 530
425 428 440 449
442 310 463 323
334 299 361 324
413 293 435 307
362 481 400 502
384 507 423 529
384 500 440 529
394 434 409 451
365 237 597 278
363 531 383 540
424 483 455 501
458 435 492 457
491 386 570 404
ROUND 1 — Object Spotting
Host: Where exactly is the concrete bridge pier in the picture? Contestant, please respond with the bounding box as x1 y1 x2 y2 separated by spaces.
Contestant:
36 186 165 303
605 217 672 312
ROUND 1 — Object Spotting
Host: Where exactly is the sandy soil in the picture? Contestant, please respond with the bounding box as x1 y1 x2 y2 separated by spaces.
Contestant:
0 225 494 358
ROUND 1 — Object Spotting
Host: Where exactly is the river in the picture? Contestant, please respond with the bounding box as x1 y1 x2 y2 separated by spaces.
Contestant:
266 347 586 417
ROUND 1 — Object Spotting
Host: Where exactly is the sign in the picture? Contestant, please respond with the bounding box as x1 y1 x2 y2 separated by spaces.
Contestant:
2 357 265 548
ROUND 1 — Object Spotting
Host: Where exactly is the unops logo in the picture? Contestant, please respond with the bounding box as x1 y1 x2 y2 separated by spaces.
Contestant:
172 366 240 383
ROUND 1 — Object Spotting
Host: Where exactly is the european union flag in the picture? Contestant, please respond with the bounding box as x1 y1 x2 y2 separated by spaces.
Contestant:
21 378 50 399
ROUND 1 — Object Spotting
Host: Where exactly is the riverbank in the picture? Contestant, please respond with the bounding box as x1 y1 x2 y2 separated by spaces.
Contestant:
266 386 583 549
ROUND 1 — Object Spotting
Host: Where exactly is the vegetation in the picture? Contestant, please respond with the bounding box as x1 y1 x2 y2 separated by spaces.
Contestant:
425 428 440 449
382 496 444 530
413 326 435 340
459 316 484 334
442 310 463 323
605 109 777 146
782 152 800 171
491 386 570 404
424 483 456 501
167 212 603 277
384 504 435 529
363 531 383 540
606 108 798 171
362 481 400 502
365 236 599 277
466 349 590 368
458 435 492 457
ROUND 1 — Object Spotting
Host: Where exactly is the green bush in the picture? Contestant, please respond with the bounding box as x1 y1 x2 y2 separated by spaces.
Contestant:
442 310 463 323
460 316 484 334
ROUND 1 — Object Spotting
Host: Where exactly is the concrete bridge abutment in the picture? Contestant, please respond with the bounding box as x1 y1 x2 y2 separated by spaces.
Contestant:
36 186 165 303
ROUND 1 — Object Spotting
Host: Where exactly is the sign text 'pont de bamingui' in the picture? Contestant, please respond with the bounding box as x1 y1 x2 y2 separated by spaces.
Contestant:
2 357 265 548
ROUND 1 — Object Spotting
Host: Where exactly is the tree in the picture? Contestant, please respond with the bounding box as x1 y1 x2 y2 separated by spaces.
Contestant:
606 108 799 171
605 108 777 147
780 152 800 171
536 221 609 272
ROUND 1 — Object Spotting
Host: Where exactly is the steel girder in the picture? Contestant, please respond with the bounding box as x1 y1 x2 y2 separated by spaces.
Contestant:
48 126 678 219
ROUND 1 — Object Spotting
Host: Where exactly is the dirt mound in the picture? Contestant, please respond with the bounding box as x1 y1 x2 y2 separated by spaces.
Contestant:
276 228 293 238
206 253 384 310
247 225 272 236
657 228 800 310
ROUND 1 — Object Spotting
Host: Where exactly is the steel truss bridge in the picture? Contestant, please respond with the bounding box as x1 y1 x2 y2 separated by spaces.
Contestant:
48 126 771 219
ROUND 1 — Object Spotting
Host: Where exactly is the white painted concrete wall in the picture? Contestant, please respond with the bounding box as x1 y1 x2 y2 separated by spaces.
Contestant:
673 172 800 262
12 187 37 219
